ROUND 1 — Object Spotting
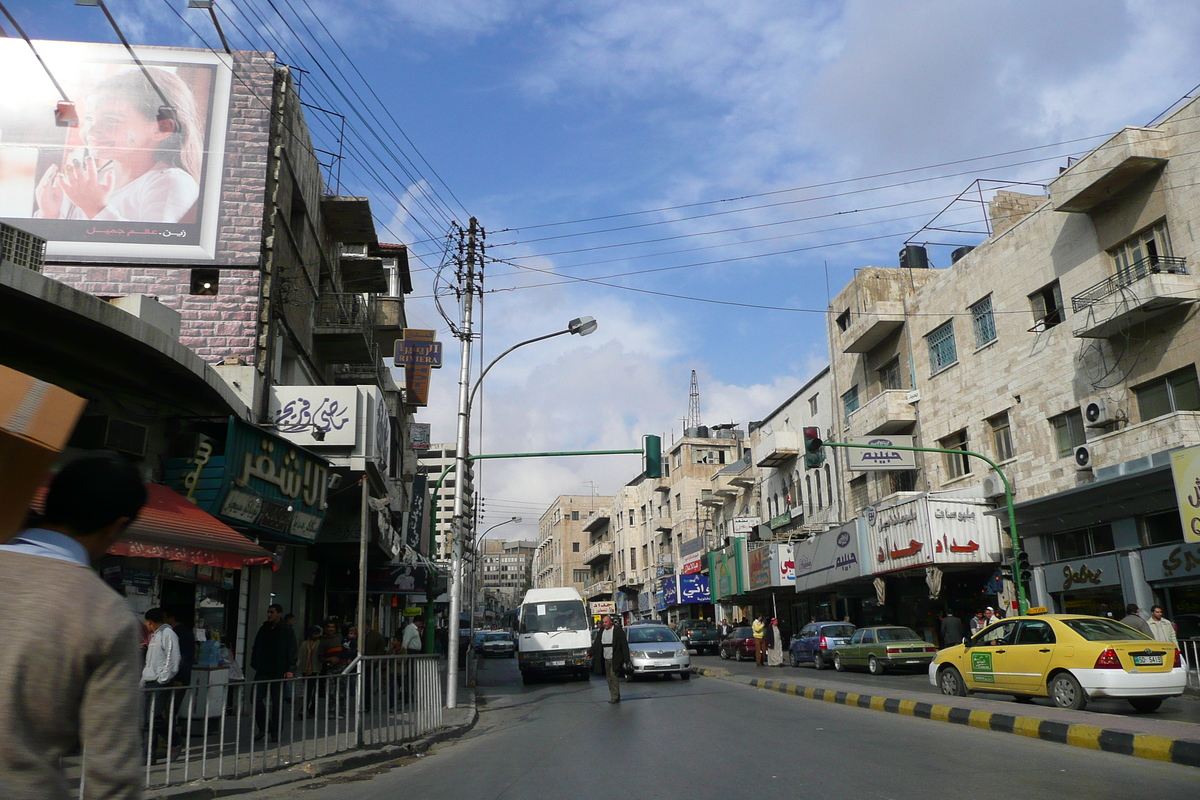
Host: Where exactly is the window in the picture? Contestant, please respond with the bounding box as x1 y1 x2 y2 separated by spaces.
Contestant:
970 295 996 347
815 477 822 509
842 385 860 417
1140 511 1184 547
572 542 580 552
926 321 958 373
1051 524 1114 560
836 309 851 331
1030 281 1064 330
630 549 637 570
878 357 903 391
806 475 813 515
675 493 682 511
628 509 635 526
939 429 970 479
825 464 833 506
1049 410 1086 459
1134 367 1200 422
672 451 682 469
808 395 818 416
573 569 591 583
849 476 868 511
889 471 917 493
1110 219 1173 271
988 412 1014 462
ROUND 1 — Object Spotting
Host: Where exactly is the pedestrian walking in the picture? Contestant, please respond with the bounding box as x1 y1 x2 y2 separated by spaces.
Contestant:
250 603 297 742
1120 604 1153 636
0 455 148 798
1147 606 1178 645
402 616 425 654
298 626 323 718
752 613 767 666
589 615 630 704
940 611 965 648
766 618 784 667
142 607 181 760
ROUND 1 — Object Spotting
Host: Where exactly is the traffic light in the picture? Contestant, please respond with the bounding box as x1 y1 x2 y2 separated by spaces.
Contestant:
803 426 825 469
643 434 662 478
1015 550 1032 586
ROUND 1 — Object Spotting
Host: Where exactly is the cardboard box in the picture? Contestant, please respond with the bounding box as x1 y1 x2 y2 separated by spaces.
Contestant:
0 366 87 543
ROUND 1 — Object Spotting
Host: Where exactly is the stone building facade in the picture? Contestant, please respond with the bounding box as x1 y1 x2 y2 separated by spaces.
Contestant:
534 494 613 593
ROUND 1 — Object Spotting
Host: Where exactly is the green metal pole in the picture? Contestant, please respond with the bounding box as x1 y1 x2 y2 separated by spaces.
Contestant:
468 449 641 461
823 441 1027 614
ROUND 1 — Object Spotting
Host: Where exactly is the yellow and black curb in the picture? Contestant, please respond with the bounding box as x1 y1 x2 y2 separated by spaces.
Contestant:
692 666 1200 769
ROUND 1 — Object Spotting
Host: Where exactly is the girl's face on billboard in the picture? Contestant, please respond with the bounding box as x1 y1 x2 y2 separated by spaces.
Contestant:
84 95 168 162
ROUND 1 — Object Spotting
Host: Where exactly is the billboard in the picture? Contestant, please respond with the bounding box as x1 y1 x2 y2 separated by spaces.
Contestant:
1170 445 1200 543
847 435 917 471
0 39 269 265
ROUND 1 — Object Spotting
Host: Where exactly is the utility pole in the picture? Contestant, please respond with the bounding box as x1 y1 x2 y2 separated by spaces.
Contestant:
447 217 479 709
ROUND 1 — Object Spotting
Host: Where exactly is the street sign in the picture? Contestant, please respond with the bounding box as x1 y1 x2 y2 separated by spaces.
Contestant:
847 435 917 471
394 329 443 407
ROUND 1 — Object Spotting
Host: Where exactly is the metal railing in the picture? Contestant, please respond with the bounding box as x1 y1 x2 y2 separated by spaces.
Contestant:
1184 639 1199 690
77 655 441 794
1071 255 1188 312
316 292 372 329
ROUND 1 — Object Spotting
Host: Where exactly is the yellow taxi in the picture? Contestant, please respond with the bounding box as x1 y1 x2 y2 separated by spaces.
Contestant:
928 608 1187 712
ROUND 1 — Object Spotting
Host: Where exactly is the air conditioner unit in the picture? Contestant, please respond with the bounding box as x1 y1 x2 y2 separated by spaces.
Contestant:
981 473 1006 500
1073 444 1093 471
1082 399 1115 428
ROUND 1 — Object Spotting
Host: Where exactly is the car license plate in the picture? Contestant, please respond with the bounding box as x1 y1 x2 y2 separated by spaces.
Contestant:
548 660 565 667
904 659 920 664
1132 654 1163 666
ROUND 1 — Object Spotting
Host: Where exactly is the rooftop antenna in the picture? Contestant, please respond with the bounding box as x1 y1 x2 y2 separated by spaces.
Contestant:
686 370 701 431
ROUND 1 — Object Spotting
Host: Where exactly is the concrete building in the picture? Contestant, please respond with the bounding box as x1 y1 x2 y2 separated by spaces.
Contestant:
415 442 458 560
477 539 535 614
818 99 1200 636
534 495 613 593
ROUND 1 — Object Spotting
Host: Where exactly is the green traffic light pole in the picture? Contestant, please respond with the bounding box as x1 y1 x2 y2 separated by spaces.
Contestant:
421 442 656 652
821 440 1029 614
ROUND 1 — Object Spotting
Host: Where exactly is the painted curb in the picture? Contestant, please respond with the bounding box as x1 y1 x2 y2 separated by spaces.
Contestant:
692 667 1200 769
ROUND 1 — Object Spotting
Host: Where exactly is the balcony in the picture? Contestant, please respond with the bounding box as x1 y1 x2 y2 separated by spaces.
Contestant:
1049 127 1169 213
654 517 673 532
1087 411 1200 475
755 429 800 467
1071 256 1196 338
846 389 917 435
699 489 724 508
840 301 906 354
584 580 614 598
372 297 406 355
313 293 374 363
583 512 610 534
582 541 613 565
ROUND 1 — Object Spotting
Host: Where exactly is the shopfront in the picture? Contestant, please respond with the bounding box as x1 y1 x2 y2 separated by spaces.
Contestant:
793 522 865 630
1140 540 1200 637
707 539 747 624
1042 553 1124 617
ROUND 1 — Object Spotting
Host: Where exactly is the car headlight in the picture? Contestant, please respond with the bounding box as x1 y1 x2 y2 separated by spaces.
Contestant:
630 649 648 658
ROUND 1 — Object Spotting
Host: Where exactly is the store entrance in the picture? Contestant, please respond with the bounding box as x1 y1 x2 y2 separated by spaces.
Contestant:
1057 585 1124 618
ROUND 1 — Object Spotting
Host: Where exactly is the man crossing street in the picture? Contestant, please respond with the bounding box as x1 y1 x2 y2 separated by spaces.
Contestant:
589 615 629 704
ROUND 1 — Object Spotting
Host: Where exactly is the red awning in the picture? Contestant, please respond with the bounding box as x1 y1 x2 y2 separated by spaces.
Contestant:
31 483 275 570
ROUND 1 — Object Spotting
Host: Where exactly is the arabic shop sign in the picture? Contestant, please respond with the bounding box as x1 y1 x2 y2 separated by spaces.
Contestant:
732 517 760 534
848 435 917 471
269 385 390 472
708 542 743 600
864 496 1001 574
394 329 443 407
1043 554 1120 593
662 576 680 607
793 523 863 592
748 544 771 590
1170 444 1200 543
680 535 705 575
1142 541 1200 582
768 511 792 530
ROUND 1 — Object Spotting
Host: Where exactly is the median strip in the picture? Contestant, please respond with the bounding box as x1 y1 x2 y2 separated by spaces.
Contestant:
691 667 1200 769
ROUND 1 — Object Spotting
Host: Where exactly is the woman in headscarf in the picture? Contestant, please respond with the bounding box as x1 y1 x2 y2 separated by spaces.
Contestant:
766 618 785 667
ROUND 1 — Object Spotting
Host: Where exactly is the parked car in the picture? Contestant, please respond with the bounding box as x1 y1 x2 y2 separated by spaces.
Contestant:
481 631 516 658
718 627 757 661
673 619 721 655
626 623 691 679
833 626 938 674
930 611 1187 712
789 621 855 670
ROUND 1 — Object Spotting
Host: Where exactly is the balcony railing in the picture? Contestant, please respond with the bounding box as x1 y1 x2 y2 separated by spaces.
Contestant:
584 579 614 598
316 292 372 329
1072 256 1187 312
582 541 613 565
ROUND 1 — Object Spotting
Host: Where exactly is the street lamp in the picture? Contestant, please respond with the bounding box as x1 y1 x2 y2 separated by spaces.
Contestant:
446 317 597 708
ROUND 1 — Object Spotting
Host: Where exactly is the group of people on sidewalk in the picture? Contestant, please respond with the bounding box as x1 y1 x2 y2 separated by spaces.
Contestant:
752 614 786 667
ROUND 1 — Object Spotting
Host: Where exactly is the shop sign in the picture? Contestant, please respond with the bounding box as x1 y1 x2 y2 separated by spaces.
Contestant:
794 522 864 592
748 545 771 590
848 435 917 471
708 544 742 600
1141 541 1200 582
394 329 443 407
1170 445 1200 543
590 601 616 616
865 496 1001 574
681 551 703 575
662 576 680 607
402 607 424 617
768 512 791 530
615 591 634 613
679 573 711 604
732 517 760 534
1041 553 1120 593
409 423 431 450
406 474 428 552
269 385 391 473
638 590 653 611
653 590 666 612
774 544 795 585
366 565 429 593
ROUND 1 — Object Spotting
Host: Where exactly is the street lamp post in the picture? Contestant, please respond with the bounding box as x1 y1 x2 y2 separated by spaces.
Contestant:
445 316 597 708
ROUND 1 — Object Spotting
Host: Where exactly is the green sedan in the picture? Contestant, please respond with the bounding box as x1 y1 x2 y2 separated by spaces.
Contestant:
832 626 939 675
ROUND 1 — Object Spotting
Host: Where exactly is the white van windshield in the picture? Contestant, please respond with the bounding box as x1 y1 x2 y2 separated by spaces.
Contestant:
520 600 589 633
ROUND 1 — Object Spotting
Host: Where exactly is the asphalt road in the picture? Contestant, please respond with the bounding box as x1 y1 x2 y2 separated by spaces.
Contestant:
702 651 1200 723
259 655 1199 799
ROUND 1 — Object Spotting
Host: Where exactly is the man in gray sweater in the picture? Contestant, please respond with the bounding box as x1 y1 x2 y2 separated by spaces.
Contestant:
0 455 147 799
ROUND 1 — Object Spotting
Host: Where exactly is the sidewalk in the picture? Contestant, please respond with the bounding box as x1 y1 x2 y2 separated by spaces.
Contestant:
692 663 1200 768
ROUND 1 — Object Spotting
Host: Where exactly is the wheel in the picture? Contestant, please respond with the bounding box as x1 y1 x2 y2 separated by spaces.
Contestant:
938 666 967 697
1049 672 1088 710
812 651 825 671
720 647 730 660
1129 697 1164 713
868 656 884 675
789 650 799 668
833 653 845 672
681 670 691 680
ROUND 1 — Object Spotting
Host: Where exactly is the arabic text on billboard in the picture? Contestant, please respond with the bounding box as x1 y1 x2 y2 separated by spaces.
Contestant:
848 436 917 471
0 40 271 265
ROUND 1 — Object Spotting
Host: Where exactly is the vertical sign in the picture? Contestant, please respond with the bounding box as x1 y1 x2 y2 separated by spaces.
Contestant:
393 329 442 407
1171 444 1200 543
405 474 428 552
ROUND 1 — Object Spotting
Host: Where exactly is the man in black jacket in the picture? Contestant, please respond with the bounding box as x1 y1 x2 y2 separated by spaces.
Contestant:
940 611 965 648
589 615 630 704
250 603 297 741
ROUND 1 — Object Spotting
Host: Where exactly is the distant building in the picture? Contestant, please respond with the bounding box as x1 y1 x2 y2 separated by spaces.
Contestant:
415 443 457 560
534 495 613 593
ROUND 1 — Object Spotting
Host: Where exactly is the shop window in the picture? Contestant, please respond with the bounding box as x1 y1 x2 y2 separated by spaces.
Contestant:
878 357 903 391
1051 524 1114 560
1029 280 1064 331
970 294 997 348
849 476 868 511
939 429 970 480
1134 367 1200 422
988 412 1014 463
1140 511 1184 547
1049 410 1086 459
926 320 958 373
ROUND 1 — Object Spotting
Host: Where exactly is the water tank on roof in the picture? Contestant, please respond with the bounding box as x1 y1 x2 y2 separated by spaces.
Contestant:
899 245 929 269
696 425 710 438
951 245 976 264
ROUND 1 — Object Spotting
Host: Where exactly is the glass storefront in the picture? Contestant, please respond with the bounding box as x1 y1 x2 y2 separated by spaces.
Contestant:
1056 585 1124 618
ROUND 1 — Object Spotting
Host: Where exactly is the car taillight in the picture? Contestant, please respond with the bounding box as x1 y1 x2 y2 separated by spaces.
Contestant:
1094 648 1122 669
1174 650 1182 669
687 630 693 637
925 647 938 653
819 636 828 649
886 647 900 654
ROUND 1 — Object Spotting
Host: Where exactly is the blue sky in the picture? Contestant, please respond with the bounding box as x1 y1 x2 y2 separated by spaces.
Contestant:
9 0 1200 537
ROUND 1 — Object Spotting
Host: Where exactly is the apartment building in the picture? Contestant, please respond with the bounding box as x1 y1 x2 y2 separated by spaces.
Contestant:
477 538 534 614
534 495 613 593
415 442 457 560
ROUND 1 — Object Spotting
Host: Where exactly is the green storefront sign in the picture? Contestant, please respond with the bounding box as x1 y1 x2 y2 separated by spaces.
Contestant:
707 541 745 601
